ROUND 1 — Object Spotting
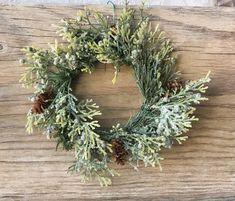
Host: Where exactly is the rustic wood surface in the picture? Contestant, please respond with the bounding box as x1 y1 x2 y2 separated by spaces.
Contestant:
0 5 235 201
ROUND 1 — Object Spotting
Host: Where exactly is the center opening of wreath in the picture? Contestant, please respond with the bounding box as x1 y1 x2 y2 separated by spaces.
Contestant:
72 63 143 128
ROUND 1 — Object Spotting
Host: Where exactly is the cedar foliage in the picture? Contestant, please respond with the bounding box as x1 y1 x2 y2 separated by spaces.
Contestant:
20 4 210 186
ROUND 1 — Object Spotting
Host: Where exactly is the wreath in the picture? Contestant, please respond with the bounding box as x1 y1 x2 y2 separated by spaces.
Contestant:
20 3 210 186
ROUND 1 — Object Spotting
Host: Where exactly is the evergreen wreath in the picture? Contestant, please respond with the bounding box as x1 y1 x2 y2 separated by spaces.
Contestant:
20 3 211 186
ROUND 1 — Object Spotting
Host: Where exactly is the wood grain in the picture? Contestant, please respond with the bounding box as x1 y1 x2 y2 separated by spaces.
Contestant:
0 5 235 200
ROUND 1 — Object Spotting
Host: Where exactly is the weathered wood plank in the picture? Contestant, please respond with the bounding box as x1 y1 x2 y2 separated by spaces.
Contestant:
0 5 235 200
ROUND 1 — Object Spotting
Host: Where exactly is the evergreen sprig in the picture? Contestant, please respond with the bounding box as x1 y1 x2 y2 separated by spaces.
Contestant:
20 4 210 186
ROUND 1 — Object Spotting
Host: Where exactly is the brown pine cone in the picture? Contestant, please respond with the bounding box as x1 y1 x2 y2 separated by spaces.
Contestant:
31 90 54 114
167 79 184 92
31 101 44 114
111 139 128 165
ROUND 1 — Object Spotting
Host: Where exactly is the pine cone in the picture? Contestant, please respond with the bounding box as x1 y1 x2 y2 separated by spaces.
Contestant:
111 139 128 165
31 90 54 114
167 79 184 92
31 101 44 114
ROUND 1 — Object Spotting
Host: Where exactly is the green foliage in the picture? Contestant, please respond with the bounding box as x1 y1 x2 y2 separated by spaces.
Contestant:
110 124 164 169
20 4 210 186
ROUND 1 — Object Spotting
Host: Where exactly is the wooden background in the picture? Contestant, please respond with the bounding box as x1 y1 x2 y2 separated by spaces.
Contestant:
0 5 235 200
